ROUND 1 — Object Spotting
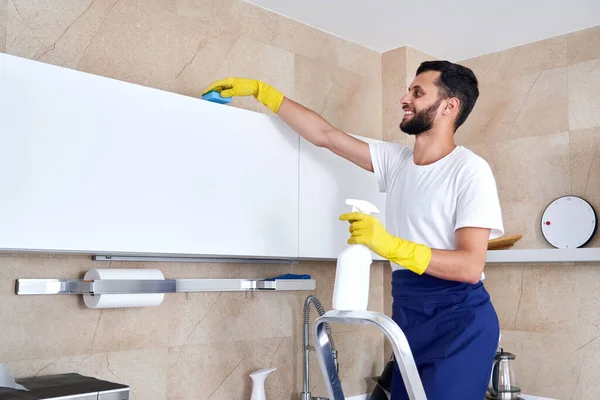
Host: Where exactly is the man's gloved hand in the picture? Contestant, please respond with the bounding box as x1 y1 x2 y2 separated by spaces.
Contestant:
339 212 432 275
202 77 284 114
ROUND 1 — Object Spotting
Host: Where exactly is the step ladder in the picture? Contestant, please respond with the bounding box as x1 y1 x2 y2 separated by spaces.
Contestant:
312 310 427 400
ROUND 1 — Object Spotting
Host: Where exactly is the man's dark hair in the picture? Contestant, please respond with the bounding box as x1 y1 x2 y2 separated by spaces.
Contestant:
416 60 479 131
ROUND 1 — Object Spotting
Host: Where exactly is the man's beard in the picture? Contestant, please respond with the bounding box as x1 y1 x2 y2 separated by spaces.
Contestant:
400 99 442 135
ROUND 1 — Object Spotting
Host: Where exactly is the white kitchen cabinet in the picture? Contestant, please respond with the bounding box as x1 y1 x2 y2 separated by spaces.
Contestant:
298 136 387 260
0 53 300 258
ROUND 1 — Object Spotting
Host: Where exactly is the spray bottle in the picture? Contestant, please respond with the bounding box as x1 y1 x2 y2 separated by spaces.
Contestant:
332 199 380 311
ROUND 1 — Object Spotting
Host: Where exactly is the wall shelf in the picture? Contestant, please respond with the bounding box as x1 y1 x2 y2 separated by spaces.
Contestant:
485 248 600 263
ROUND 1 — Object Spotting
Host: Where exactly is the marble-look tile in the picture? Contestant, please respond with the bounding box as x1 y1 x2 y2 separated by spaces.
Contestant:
508 35 568 77
382 47 406 141
569 59 600 131
5 0 44 59
0 255 102 361
457 68 567 145
144 0 213 19
5 348 168 400
109 0 219 40
460 48 519 86
173 31 240 99
35 47 62 66
509 67 568 140
269 14 329 61
207 0 331 61
318 34 381 78
76 0 222 92
336 328 383 396
339 71 382 139
300 62 380 139
575 264 600 400
584 197 600 248
206 0 277 46
488 132 571 203
456 73 538 145
570 127 600 197
575 264 600 348
514 264 577 333
265 336 303 400
168 338 282 400
293 54 338 114
482 264 525 330
0 0 6 52
578 335 600 400
460 35 567 85
43 0 120 69
163 261 295 345
498 197 557 249
321 67 366 133
10 0 93 48
212 36 295 114
567 25 600 65
499 330 579 400
311 329 383 398
89 289 221 353
185 290 295 344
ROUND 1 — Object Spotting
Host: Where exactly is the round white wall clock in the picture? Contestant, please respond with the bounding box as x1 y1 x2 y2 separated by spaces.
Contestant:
541 196 597 248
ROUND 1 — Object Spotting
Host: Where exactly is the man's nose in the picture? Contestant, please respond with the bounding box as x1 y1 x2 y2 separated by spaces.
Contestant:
400 94 411 108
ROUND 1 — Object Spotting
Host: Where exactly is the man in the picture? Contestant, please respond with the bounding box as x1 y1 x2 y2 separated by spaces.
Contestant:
203 60 504 399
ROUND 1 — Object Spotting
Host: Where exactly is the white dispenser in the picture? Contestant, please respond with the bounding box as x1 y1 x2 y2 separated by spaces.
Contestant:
249 367 276 400
332 199 380 311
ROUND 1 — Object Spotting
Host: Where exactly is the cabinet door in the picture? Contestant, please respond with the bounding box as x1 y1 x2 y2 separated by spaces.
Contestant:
298 136 387 259
0 53 299 258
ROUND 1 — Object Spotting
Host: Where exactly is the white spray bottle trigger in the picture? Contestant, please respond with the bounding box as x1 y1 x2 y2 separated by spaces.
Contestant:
345 199 380 215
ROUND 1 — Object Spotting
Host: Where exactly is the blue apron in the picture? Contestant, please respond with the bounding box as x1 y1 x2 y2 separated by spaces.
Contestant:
390 270 499 400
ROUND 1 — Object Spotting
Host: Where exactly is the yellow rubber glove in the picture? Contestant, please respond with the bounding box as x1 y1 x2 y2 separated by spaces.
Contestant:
339 212 432 275
202 77 284 114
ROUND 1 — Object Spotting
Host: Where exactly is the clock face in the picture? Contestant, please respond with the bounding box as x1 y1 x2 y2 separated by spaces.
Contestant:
541 196 597 248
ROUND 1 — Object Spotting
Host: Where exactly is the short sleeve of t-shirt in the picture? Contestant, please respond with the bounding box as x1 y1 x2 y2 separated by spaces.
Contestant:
455 162 504 240
369 142 411 193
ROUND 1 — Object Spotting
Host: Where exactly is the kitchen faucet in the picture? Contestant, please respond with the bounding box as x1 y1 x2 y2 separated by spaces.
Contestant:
301 295 338 400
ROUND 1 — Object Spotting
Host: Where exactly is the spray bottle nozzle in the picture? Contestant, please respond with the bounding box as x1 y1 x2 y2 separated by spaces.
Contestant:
345 199 380 215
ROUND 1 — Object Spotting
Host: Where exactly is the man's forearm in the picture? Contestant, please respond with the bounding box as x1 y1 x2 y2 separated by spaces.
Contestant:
425 248 486 284
276 97 336 148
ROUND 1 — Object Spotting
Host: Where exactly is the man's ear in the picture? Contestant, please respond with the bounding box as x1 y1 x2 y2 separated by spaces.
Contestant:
443 97 460 115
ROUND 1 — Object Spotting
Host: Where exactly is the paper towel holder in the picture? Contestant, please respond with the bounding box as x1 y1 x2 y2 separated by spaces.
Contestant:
15 277 316 295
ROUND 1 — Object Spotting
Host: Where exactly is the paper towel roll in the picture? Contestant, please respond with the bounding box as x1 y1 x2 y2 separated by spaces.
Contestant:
83 269 165 309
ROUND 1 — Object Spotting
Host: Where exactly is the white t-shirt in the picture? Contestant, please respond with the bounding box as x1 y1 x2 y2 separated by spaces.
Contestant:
369 142 504 272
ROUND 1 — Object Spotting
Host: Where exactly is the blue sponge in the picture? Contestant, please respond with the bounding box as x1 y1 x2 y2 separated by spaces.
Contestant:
264 273 311 281
202 91 232 104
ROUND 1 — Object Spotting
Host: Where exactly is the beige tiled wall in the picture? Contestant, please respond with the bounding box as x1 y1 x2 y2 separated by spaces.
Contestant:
459 26 600 400
0 0 384 399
